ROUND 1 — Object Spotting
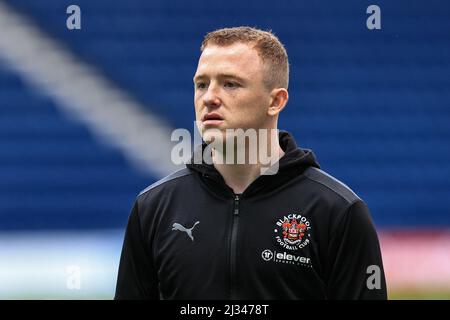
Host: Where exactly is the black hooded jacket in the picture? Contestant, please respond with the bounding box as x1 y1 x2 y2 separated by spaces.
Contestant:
115 131 387 300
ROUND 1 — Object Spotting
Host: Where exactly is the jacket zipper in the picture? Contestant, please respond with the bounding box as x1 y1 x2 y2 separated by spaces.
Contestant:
229 194 240 299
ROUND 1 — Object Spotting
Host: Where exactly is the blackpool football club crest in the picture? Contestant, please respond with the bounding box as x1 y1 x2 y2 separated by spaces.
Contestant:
274 213 311 251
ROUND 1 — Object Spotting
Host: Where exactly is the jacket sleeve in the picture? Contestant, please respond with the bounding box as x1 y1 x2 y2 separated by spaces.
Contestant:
114 200 160 299
326 200 387 300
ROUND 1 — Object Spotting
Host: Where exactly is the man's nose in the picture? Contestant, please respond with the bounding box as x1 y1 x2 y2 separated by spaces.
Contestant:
203 84 221 108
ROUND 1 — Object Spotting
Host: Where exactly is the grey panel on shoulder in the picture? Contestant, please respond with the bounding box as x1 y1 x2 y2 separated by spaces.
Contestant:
139 167 192 196
303 167 361 204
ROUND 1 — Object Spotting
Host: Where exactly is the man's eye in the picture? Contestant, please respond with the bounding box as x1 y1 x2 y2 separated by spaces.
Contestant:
224 82 239 88
195 82 207 89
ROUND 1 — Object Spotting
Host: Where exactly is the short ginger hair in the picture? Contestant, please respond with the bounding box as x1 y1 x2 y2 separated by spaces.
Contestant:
200 26 289 90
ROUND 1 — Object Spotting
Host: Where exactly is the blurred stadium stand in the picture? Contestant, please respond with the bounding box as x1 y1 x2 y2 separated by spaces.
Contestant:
0 0 449 298
0 64 157 229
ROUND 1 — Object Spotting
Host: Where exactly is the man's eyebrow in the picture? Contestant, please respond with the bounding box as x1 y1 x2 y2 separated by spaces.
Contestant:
193 74 207 82
193 73 246 82
219 74 246 82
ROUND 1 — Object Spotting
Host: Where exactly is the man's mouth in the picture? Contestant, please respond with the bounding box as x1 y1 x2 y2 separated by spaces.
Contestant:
202 113 224 126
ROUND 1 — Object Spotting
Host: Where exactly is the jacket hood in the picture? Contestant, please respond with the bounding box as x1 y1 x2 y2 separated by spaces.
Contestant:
186 130 320 197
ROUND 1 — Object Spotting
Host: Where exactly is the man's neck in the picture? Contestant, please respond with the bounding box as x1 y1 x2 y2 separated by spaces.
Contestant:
212 140 285 194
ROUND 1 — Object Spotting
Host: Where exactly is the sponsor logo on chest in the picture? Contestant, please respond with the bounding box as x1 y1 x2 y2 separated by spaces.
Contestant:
261 249 312 267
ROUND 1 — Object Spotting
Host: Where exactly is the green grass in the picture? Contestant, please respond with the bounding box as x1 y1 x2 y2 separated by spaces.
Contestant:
389 289 450 300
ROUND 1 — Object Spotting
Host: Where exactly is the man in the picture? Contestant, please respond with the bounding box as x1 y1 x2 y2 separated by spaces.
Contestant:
115 26 387 300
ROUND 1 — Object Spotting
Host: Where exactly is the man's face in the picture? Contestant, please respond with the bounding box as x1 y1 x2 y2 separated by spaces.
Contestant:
193 42 272 142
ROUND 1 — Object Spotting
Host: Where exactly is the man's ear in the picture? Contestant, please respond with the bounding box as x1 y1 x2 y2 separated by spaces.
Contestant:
268 88 289 116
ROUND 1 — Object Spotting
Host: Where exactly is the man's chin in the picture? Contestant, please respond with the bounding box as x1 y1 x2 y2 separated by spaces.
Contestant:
202 128 226 144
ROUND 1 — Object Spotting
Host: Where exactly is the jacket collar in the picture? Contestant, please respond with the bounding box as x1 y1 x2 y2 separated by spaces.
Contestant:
186 130 320 198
